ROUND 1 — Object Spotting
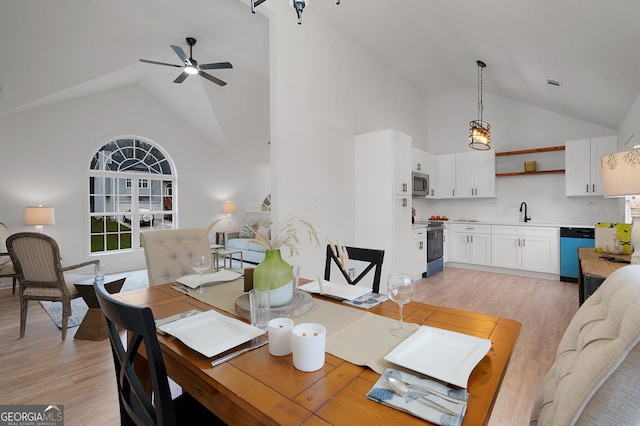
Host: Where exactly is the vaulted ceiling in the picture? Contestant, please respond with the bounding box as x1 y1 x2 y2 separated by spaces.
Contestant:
1 0 638 160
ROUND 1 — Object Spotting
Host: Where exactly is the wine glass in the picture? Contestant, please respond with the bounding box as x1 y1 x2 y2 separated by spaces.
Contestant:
192 254 212 293
387 273 414 337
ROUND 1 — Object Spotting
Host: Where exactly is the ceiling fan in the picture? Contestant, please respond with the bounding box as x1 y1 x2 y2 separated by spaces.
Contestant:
139 37 233 86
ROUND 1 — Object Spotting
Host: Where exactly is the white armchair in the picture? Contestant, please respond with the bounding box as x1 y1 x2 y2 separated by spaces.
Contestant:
140 228 212 286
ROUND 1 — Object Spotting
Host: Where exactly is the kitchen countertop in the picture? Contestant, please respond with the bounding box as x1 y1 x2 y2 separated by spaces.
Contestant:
416 220 595 229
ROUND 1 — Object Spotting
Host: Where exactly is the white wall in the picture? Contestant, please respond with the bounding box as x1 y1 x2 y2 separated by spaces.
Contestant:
618 93 640 150
0 84 270 277
267 3 430 276
412 87 623 225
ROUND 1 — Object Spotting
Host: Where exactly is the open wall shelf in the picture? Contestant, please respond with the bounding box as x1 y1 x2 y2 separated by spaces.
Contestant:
495 145 565 176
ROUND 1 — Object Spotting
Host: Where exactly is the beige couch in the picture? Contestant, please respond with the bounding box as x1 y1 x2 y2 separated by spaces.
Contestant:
530 265 640 425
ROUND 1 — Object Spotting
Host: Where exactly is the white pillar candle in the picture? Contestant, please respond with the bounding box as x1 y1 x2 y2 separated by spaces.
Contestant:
268 317 294 356
291 323 326 372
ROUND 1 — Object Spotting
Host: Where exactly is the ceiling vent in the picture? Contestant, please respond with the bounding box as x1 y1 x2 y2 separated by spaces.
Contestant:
546 79 562 88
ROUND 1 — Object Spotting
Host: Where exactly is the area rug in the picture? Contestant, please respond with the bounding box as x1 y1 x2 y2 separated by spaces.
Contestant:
40 269 150 329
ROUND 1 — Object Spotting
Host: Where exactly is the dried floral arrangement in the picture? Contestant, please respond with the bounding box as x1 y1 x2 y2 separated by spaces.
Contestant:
250 217 349 269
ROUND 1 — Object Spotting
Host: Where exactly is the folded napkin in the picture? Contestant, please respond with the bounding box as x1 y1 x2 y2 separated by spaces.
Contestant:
176 270 242 289
366 368 467 426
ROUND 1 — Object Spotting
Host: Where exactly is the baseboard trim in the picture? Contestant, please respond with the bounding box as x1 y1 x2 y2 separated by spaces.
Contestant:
445 262 560 281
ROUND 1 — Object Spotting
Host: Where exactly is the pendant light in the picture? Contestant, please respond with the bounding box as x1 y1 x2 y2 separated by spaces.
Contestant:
469 60 491 150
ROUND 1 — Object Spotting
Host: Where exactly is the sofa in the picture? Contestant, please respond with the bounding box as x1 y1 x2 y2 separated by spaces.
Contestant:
223 224 268 265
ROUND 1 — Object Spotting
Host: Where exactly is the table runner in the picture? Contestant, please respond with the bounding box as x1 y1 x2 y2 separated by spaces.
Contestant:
180 280 419 374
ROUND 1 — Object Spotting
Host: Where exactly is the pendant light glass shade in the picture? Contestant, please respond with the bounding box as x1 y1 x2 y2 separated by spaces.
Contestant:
469 60 491 150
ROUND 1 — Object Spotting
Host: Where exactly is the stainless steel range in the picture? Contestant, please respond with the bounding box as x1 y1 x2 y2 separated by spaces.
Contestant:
426 221 444 277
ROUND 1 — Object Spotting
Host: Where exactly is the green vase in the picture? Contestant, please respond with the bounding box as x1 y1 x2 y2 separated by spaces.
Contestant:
253 249 293 307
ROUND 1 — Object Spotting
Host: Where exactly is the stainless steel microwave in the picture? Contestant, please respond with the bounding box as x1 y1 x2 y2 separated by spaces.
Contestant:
412 172 429 196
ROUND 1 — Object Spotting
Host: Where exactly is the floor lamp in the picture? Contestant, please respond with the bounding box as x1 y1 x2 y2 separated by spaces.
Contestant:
602 147 640 264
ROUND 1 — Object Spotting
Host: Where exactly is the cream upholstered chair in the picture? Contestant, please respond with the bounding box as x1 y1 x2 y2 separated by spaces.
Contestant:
530 265 640 425
0 222 18 294
7 232 99 340
140 228 212 286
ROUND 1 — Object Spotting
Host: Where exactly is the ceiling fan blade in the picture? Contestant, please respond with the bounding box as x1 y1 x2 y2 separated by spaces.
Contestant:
199 62 233 70
170 45 191 65
173 72 190 84
199 71 227 86
139 59 182 68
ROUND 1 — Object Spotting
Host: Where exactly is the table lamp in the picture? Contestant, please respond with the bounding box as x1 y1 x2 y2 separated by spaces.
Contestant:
602 147 640 264
222 200 237 217
24 205 56 233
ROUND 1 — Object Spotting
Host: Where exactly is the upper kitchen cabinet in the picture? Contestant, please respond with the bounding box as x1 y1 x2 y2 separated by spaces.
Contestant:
455 151 496 198
565 136 618 196
412 148 438 198
438 154 456 199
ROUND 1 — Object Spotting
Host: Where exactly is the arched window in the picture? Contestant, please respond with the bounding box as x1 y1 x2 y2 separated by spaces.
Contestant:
88 137 176 253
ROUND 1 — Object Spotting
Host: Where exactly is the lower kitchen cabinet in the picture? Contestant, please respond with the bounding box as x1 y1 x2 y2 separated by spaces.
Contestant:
409 227 427 279
492 225 559 274
448 224 491 266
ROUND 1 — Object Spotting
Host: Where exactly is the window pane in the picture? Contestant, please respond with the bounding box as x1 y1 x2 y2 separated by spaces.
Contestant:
89 138 175 254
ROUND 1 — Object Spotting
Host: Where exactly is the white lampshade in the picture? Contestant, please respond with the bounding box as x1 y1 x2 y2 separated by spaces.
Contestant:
24 206 56 232
602 147 640 264
602 149 640 197
222 200 237 215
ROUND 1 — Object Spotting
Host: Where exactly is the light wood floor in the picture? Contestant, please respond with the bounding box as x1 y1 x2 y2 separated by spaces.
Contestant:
0 267 578 425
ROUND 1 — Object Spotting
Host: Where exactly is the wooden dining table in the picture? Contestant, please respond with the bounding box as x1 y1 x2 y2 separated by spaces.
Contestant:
115 283 521 425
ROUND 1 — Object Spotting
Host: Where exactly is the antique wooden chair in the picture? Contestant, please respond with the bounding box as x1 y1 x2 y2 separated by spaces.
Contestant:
0 222 18 293
6 232 98 340
94 280 223 425
324 244 385 293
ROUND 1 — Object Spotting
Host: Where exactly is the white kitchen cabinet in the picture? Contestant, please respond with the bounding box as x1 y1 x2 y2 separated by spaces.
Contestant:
412 148 427 173
393 134 412 195
438 154 456 199
443 225 449 263
455 151 496 198
355 129 413 287
492 225 559 274
565 136 617 196
408 227 427 279
448 223 491 266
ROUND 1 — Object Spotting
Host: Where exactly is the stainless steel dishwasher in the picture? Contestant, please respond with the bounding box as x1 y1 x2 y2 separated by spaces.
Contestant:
560 227 595 282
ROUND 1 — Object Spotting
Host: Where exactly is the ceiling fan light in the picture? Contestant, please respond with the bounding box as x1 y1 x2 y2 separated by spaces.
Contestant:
184 66 198 75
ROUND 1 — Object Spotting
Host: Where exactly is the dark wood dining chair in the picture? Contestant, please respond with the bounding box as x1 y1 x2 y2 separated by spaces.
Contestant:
7 232 98 340
324 244 385 293
94 280 224 426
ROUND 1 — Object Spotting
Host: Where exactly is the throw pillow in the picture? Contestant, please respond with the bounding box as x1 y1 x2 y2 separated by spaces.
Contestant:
257 225 271 239
239 223 256 239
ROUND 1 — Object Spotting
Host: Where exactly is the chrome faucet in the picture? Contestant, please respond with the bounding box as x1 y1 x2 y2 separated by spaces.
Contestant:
519 202 531 223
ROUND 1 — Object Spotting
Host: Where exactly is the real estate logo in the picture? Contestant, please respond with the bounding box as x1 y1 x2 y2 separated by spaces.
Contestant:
0 405 63 426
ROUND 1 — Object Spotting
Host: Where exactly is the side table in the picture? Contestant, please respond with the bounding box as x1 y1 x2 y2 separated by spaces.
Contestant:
219 249 243 270
74 276 126 340
578 247 630 305
210 244 224 271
